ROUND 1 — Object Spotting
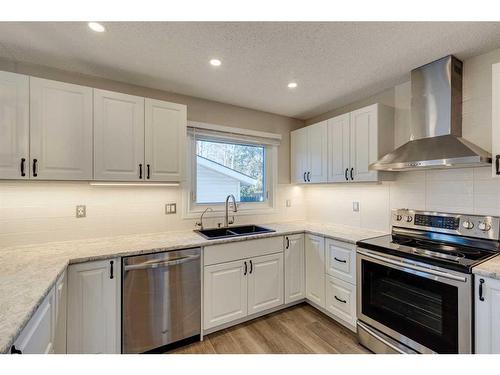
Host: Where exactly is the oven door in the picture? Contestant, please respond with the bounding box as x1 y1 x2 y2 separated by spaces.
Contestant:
356 248 472 354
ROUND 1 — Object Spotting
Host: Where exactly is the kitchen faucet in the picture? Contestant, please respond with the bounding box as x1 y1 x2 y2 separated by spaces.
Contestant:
224 194 238 227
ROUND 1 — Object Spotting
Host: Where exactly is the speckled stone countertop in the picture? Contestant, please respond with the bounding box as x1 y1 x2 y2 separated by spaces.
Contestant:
473 255 500 280
0 221 385 354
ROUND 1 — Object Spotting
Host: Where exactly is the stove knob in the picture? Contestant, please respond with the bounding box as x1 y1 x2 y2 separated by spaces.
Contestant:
462 220 474 230
405 216 413 223
478 222 491 232
395 214 403 221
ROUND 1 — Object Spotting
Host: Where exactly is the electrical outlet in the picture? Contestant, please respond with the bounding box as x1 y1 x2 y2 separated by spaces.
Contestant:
286 199 292 207
165 203 177 215
352 201 360 212
76 205 86 218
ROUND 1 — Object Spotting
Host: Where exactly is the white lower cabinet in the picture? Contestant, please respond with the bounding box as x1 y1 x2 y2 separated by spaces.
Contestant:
284 234 305 304
54 271 67 354
305 234 325 307
204 260 248 330
67 258 121 354
247 253 284 315
325 275 356 329
475 275 500 353
203 250 284 331
325 239 356 284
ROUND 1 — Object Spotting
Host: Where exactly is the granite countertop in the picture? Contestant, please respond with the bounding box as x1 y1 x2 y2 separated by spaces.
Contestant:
0 221 385 354
472 255 500 280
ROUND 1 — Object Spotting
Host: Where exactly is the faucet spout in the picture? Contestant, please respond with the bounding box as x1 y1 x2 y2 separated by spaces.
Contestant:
224 194 238 227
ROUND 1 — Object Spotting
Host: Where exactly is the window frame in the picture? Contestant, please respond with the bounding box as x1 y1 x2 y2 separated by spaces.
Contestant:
182 131 278 219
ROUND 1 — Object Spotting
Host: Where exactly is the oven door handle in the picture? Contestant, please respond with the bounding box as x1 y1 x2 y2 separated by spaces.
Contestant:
357 249 467 283
357 321 408 354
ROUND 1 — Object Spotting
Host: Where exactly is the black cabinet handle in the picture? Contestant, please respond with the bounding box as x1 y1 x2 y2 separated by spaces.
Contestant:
303 172 307 182
307 172 311 182
243 261 247 275
11 345 22 354
286 237 290 249
334 257 347 263
20 158 26 177
110 260 114 279
479 278 485 301
139 164 143 179
496 155 500 175
249 260 253 274
345 168 348 181
350 168 354 180
334 296 347 304
147 164 150 179
32 159 38 177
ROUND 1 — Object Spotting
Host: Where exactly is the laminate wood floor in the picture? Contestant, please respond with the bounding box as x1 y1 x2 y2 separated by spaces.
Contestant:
167 303 370 354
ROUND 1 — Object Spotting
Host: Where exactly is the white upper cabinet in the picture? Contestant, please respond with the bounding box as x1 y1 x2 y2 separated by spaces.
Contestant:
0 71 29 179
350 105 379 182
94 89 145 181
327 113 350 182
290 121 327 183
145 98 186 181
493 63 500 177
30 77 93 180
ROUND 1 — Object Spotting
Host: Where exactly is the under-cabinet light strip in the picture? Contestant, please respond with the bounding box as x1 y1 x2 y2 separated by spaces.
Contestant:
89 182 180 187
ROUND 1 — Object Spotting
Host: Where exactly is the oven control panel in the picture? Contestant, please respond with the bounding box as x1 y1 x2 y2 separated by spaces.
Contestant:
392 209 500 240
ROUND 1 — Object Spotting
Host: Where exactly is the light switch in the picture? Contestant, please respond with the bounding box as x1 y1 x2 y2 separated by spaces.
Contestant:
165 203 177 215
286 199 292 207
353 202 360 212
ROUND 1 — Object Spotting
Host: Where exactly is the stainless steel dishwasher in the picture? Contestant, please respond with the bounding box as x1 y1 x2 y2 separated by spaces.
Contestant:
122 247 201 353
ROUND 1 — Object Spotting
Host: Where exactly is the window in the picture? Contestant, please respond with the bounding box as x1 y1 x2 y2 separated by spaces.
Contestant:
196 139 266 204
184 123 279 217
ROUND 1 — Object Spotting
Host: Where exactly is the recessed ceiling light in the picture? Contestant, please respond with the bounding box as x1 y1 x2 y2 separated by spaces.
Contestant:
288 82 298 89
88 22 106 33
210 59 222 67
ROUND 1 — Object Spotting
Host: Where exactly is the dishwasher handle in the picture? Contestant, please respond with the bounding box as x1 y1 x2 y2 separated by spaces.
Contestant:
123 254 200 271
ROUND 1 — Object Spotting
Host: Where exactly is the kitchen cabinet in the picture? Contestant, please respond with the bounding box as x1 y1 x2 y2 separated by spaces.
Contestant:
291 121 328 183
284 234 305 304
204 259 248 330
94 89 145 181
54 271 67 354
30 77 93 180
325 239 356 284
67 258 121 354
0 71 29 179
145 98 187 181
327 104 394 183
247 253 284 314
493 63 500 177
325 275 356 329
12 288 55 354
305 234 325 307
475 275 500 353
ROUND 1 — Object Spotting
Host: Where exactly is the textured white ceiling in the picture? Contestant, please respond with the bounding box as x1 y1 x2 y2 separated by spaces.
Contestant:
1 22 500 119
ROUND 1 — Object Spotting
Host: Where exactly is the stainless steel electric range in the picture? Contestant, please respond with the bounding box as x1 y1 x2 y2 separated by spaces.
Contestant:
356 209 500 354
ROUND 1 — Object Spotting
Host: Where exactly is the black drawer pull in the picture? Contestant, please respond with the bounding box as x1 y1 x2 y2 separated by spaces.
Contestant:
139 164 143 179
286 237 290 249
303 172 307 182
479 278 485 301
350 167 354 180
345 168 348 181
243 261 247 275
20 158 26 177
110 260 114 279
307 172 311 182
249 260 253 274
496 155 500 175
11 345 22 354
32 158 38 177
147 164 150 179
334 296 347 304
334 257 347 263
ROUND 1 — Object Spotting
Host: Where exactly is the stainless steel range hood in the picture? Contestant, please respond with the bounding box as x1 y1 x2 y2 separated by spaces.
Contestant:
370 55 491 171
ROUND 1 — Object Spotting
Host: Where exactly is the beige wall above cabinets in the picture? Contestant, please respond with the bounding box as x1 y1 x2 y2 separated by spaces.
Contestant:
0 71 187 182
291 103 394 184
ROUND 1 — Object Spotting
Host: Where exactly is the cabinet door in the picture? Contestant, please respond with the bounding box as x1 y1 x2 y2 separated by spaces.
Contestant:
54 271 67 354
290 127 308 183
204 260 248 330
247 253 284 315
94 89 145 181
327 113 350 182
13 288 55 354
0 71 29 179
493 63 500 177
30 77 93 180
475 276 500 353
325 275 356 330
307 121 328 183
284 234 305 304
305 234 325 307
145 98 186 181
325 239 356 284
67 258 121 354
350 104 378 182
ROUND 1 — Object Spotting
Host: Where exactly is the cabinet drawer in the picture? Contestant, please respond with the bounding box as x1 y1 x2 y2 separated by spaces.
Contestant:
325 239 356 284
203 236 283 266
325 275 356 330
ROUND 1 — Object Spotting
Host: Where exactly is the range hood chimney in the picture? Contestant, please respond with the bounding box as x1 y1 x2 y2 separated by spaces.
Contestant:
370 55 491 171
